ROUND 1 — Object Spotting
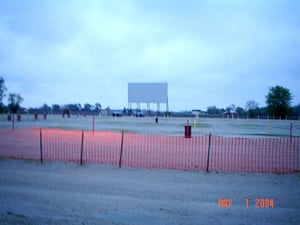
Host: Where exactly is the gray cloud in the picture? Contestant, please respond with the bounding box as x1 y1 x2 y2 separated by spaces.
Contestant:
0 0 299 110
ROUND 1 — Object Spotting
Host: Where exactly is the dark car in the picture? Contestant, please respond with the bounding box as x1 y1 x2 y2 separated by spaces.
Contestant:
135 112 144 117
112 111 122 117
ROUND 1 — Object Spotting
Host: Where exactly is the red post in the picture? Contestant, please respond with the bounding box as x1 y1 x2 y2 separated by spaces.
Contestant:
185 120 191 138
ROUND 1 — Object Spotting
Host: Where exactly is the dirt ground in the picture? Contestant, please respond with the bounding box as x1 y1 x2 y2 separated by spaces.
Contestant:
0 159 299 225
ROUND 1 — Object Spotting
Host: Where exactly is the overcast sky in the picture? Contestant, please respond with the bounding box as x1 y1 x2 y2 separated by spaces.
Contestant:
0 0 299 111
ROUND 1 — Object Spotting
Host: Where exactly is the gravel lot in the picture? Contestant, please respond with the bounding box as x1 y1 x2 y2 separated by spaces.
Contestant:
0 159 299 225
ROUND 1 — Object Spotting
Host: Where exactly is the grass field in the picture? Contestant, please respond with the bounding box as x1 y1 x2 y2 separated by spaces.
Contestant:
1 114 299 137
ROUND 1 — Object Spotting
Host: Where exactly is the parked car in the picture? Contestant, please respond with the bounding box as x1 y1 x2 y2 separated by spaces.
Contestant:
112 111 122 117
135 112 144 117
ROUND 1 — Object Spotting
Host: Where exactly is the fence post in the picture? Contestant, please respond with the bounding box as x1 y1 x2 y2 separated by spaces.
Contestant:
40 128 43 164
206 133 212 172
80 129 84 166
12 114 15 131
119 130 125 168
92 116 95 135
290 122 293 143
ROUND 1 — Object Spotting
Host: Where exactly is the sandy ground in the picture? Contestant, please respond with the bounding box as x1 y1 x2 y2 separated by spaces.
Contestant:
0 159 299 225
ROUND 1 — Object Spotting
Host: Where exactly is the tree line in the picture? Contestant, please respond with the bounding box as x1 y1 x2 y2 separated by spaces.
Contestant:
0 76 103 115
206 104 300 119
206 86 299 119
29 103 103 115
0 76 299 119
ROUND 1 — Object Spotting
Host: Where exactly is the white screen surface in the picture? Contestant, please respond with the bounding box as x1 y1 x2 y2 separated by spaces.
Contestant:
128 83 168 103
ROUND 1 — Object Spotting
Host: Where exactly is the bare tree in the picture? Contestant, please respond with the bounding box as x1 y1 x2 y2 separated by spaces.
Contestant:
8 93 24 114
245 100 259 118
0 76 7 101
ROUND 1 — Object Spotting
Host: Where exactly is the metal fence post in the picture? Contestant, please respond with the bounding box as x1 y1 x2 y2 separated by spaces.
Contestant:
80 129 84 166
92 116 95 135
40 128 43 164
206 133 212 172
290 122 293 143
12 114 15 132
119 130 125 168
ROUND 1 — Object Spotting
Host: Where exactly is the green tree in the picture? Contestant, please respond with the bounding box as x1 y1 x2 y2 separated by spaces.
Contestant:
235 106 246 117
207 106 221 115
42 104 51 114
52 104 61 114
266 86 292 118
8 93 24 114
